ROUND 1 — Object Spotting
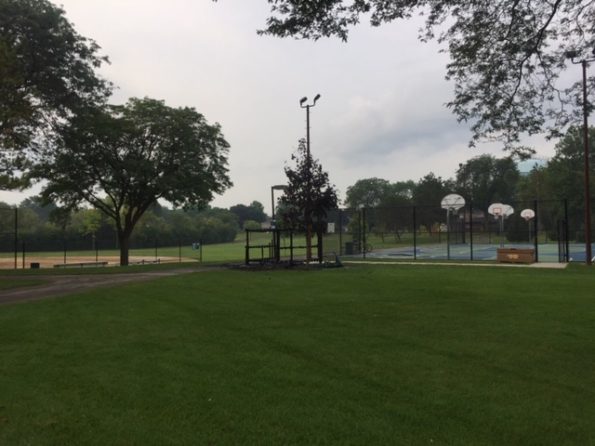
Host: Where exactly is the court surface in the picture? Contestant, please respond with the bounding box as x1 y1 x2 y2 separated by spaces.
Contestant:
363 242 592 263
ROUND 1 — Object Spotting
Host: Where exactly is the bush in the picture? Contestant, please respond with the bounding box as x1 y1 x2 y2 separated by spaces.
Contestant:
243 220 261 230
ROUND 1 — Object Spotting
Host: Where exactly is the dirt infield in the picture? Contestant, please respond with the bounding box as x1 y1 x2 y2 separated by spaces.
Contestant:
0 255 191 269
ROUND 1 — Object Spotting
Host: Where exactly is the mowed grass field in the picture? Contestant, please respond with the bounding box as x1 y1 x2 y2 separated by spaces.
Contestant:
1 264 595 445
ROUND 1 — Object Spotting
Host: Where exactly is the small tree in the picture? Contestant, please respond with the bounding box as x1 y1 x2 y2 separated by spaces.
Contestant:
280 138 338 261
33 97 232 265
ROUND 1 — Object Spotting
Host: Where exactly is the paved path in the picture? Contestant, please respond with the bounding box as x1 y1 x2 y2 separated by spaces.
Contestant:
0 268 215 305
343 261 568 269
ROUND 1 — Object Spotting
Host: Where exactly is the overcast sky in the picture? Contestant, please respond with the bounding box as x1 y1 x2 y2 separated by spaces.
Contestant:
1 0 557 212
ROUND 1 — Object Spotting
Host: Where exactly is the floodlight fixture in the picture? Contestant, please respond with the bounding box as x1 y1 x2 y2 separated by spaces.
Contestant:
313 93 321 104
565 49 579 60
300 96 307 106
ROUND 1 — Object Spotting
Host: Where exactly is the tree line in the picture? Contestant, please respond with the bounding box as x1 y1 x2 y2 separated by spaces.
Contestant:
0 199 267 251
341 126 593 240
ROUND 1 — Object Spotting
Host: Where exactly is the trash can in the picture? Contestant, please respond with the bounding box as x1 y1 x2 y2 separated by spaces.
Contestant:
345 242 353 255
30 262 40 269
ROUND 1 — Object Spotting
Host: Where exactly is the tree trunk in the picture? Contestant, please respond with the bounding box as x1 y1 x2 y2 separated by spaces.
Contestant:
118 232 130 266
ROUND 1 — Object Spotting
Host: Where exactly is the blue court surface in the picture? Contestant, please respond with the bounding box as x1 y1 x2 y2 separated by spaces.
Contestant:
363 243 593 263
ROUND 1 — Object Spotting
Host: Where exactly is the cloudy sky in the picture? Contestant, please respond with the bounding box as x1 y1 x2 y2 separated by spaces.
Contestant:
1 0 557 211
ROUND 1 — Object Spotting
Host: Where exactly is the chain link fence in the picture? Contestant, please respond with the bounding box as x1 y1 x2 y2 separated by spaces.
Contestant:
322 199 594 263
2 199 594 268
0 206 18 268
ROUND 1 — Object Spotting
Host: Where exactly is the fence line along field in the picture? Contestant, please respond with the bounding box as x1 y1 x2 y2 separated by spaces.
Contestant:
0 255 189 269
0 240 248 269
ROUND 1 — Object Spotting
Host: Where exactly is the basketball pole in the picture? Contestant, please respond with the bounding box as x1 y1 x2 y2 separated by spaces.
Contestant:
446 208 451 260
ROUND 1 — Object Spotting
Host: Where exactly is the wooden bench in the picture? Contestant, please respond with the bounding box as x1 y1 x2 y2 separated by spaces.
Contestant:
128 259 161 265
496 248 535 264
53 261 109 268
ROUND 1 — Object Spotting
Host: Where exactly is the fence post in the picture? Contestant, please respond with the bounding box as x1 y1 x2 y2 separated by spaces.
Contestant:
317 228 323 263
179 240 182 263
362 208 367 259
339 209 343 256
22 240 25 269
533 200 539 262
413 206 417 260
564 199 570 262
290 231 294 265
469 201 474 261
245 231 249 265
14 206 18 270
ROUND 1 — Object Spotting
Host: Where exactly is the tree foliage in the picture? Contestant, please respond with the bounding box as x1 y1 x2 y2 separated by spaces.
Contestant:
455 155 520 208
280 138 338 231
258 0 595 151
32 97 232 265
345 178 392 209
0 0 110 185
229 201 267 227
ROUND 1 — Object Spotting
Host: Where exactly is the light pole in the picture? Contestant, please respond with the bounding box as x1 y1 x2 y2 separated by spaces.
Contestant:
299 94 321 261
300 94 321 160
567 49 595 265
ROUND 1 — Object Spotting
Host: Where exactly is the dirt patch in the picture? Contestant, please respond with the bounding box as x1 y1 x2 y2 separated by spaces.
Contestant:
0 267 219 305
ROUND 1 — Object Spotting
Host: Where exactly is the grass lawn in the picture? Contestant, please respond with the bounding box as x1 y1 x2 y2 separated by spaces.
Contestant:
0 278 46 290
1 264 594 445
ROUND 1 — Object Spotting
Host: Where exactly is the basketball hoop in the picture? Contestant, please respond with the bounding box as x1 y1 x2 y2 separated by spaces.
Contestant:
441 194 466 260
488 203 514 218
520 209 535 221
441 194 465 212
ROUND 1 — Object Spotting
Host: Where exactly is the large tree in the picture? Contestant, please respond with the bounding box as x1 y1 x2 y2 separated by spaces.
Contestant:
538 126 595 237
454 155 520 209
32 97 232 265
257 1 594 151
230 201 267 227
412 172 450 234
280 138 338 261
344 177 392 209
0 0 110 186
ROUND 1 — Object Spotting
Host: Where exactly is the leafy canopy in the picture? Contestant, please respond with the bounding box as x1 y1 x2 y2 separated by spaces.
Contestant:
32 97 232 264
455 155 520 208
280 138 338 229
0 0 110 183
258 0 595 152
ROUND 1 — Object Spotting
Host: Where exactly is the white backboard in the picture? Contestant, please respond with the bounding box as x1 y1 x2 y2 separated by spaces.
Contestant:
441 194 465 211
